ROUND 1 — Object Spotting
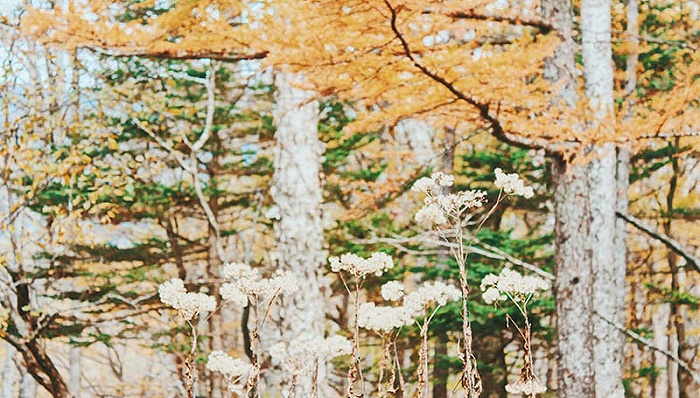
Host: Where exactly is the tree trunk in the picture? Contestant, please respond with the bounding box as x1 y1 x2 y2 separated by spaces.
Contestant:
552 160 596 397
666 160 681 398
206 137 224 398
581 1 625 397
541 0 597 396
543 0 625 395
19 370 36 398
8 339 70 398
68 347 80 398
2 344 20 398
665 139 699 398
270 71 330 395
433 125 454 398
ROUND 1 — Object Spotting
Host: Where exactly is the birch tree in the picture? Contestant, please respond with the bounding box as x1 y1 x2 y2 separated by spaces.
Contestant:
581 1 626 397
269 71 330 395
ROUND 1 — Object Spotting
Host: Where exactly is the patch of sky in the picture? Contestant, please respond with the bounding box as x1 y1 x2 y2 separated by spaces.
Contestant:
241 143 259 166
197 151 213 164
155 0 172 11
109 234 134 250
0 0 20 16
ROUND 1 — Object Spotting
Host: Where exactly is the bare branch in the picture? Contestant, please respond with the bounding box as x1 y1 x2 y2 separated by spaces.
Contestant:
349 230 554 280
595 311 700 385
132 118 192 172
446 10 556 35
192 61 217 152
82 46 268 62
617 211 700 274
613 32 698 51
464 233 555 280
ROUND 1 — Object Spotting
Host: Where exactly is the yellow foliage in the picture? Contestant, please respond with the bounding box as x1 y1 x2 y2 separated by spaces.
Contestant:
18 0 700 155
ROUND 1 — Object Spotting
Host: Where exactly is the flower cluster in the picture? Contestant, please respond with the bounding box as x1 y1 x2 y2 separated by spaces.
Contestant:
357 302 414 333
480 268 550 304
158 278 216 321
381 281 405 301
494 168 534 198
207 350 253 379
328 252 394 277
411 172 454 194
268 335 352 375
207 351 253 395
220 262 298 305
505 378 547 395
358 281 461 333
403 281 461 316
412 172 486 226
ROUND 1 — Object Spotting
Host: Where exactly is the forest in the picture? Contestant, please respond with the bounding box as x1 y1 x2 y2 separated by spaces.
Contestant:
0 0 698 397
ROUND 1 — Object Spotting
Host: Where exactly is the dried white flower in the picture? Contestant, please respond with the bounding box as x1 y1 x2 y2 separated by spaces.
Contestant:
381 281 405 301
494 168 534 198
411 177 437 194
482 287 507 304
207 351 252 379
158 278 216 321
222 262 259 281
403 281 461 316
220 283 248 307
268 342 287 361
415 202 448 225
317 335 353 358
505 378 547 395
221 263 298 300
431 172 454 187
480 268 549 304
265 205 281 220
357 302 414 333
328 251 394 277
269 335 352 375
413 172 486 227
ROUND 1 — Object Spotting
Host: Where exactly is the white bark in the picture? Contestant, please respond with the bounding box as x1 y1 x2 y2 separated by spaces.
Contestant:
2 344 20 398
652 304 671 398
270 72 330 396
679 273 700 398
542 0 596 395
394 119 436 166
581 1 625 397
543 0 626 396
552 162 595 397
19 370 36 398
68 347 80 398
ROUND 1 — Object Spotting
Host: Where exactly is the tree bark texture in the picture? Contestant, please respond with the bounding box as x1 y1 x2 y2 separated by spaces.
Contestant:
581 1 626 397
19 369 36 398
542 0 595 396
2 344 20 398
206 158 224 398
68 346 81 398
270 72 330 396
543 0 626 395
552 161 596 398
